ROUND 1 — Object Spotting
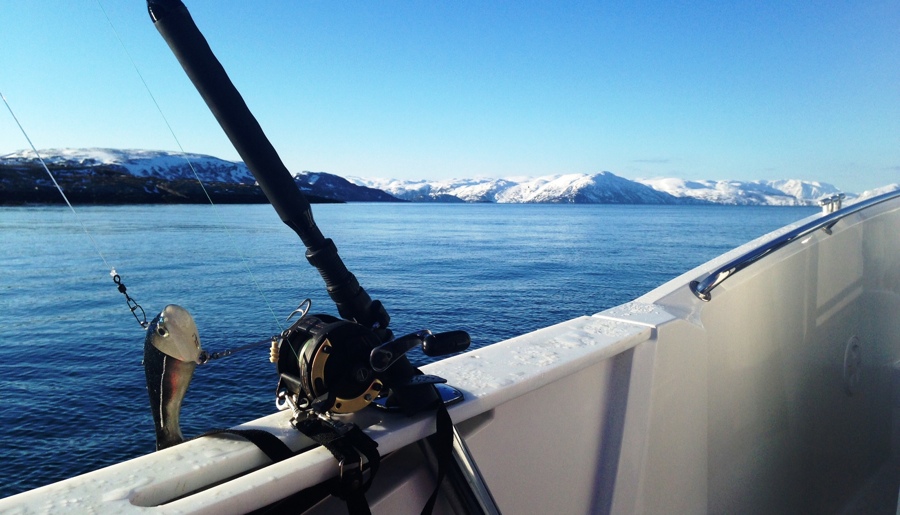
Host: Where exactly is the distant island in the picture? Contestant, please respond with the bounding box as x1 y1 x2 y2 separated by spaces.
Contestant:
1 148 896 206
0 149 395 205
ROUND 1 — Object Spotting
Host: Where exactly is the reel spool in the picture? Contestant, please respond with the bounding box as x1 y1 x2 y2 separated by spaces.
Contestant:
277 314 383 414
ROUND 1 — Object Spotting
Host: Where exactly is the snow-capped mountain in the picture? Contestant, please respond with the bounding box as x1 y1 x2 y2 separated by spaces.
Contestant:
292 171 398 202
352 173 852 206
851 183 899 204
635 178 849 206
351 172 694 204
3 148 885 206
0 148 397 204
1 148 257 185
498 172 688 204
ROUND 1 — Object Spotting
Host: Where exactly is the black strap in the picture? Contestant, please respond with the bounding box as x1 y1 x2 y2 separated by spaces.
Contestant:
205 428 295 463
199 403 450 514
421 400 454 515
206 426 374 514
192 425 378 514
293 417 381 515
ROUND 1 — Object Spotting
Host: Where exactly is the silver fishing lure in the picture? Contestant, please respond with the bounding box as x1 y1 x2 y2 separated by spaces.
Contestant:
143 304 202 450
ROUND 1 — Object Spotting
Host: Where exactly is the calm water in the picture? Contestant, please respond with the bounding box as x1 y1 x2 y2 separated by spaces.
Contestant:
0 203 816 497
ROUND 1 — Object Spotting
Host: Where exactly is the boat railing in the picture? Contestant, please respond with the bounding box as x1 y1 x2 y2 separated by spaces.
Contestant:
690 189 900 301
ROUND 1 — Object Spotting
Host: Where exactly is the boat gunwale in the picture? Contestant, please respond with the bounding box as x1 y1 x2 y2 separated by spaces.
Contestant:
690 189 900 301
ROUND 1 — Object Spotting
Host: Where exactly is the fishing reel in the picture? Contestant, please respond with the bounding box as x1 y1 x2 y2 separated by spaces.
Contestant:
274 311 470 417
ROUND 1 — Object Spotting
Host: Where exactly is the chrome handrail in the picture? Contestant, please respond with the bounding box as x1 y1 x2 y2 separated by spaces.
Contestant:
690 189 900 301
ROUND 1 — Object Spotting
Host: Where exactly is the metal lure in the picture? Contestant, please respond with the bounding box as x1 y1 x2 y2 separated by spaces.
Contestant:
143 304 202 450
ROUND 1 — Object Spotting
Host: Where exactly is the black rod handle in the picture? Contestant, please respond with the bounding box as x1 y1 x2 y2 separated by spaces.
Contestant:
148 0 389 332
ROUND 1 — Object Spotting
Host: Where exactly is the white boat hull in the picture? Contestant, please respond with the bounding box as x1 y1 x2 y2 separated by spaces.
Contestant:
3 192 899 513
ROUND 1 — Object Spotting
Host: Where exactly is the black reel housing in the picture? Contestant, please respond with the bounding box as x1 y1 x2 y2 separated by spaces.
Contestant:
277 314 469 417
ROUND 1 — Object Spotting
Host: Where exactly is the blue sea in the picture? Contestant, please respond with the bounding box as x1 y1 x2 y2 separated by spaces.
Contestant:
0 203 817 498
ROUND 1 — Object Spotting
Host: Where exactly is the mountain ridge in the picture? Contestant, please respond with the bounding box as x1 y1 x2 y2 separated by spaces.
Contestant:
3 148 893 206
0 148 396 204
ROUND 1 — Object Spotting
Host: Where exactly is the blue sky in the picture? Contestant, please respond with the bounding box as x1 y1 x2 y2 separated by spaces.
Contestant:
2 1 898 193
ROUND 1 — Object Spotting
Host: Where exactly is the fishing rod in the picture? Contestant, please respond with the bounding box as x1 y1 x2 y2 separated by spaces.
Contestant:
147 0 468 419
146 0 389 337
142 4 478 510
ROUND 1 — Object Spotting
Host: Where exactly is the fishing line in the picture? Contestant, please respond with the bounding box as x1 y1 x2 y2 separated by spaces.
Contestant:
1 90 148 328
95 0 285 334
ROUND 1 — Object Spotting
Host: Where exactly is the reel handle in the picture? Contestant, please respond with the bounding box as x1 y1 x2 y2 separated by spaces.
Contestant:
423 330 471 357
370 330 471 372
